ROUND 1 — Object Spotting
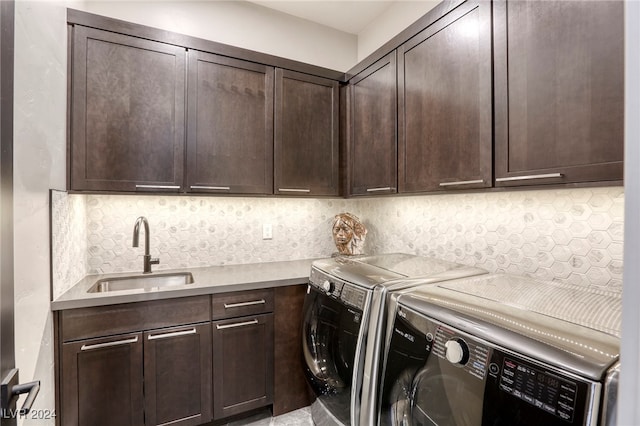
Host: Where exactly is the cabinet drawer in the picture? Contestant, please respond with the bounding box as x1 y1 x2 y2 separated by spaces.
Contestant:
212 289 274 320
61 296 211 342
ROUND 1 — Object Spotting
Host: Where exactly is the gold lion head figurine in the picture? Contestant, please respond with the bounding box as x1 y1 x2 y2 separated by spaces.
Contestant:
332 212 367 256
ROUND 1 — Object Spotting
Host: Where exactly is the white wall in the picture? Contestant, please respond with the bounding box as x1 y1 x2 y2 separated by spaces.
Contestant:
78 0 357 72
14 1 75 422
357 0 439 61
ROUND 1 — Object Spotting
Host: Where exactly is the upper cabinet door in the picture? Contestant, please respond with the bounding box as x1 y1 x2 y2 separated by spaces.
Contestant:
274 69 340 196
187 52 274 195
70 26 186 192
398 0 493 193
494 0 624 187
349 52 398 196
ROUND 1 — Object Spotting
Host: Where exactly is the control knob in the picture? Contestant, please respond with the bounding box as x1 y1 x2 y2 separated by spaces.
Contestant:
322 280 334 293
445 338 470 365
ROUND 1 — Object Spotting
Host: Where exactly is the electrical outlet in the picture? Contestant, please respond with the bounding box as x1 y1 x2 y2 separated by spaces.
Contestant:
262 224 273 240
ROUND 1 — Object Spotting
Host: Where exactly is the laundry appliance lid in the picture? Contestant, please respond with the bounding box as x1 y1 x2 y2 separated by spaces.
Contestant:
398 273 621 380
312 256 405 290
354 253 484 278
312 253 487 290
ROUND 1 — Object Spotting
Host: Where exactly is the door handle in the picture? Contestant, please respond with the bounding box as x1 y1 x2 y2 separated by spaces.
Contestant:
278 188 311 193
190 185 231 191
148 328 197 340
216 319 259 330
439 179 484 187
495 173 563 182
80 336 139 351
224 299 265 309
135 184 181 190
1 369 40 416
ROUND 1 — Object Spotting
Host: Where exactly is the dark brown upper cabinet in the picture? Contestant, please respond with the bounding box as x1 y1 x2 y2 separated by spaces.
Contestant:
274 69 340 196
493 0 624 187
349 52 398 196
398 0 493 194
186 51 274 195
69 25 186 192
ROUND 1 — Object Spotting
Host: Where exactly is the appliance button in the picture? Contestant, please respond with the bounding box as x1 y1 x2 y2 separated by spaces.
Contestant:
489 363 500 375
322 280 333 293
445 338 470 365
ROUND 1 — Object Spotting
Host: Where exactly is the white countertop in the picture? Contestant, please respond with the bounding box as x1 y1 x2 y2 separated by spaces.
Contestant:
51 258 315 311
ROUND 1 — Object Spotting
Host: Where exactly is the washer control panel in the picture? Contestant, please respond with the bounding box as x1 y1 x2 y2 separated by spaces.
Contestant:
309 267 367 310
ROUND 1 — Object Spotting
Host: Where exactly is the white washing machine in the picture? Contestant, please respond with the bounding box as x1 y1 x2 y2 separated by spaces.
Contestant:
377 273 621 426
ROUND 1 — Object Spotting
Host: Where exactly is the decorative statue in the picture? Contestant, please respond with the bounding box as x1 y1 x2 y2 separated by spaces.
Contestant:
332 212 367 256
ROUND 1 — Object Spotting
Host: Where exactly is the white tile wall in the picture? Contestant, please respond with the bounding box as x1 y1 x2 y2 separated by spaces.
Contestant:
50 190 87 299
362 187 624 291
51 186 624 296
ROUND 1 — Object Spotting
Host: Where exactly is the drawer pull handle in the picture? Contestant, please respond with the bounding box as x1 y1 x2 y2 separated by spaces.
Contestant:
366 187 392 192
278 188 311 193
439 179 484 187
81 336 139 351
135 184 180 190
224 299 266 309
190 185 231 191
148 328 197 341
216 319 259 330
495 173 563 182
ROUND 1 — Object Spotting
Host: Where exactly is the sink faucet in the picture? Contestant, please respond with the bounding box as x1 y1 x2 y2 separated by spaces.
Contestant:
132 216 160 274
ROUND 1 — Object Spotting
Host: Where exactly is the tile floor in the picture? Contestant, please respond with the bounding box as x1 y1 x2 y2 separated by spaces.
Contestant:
225 407 313 426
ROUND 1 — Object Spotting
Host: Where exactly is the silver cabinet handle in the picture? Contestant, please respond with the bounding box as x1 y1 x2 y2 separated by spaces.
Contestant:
278 188 311 193
135 184 180 190
224 299 266 309
216 319 259 330
81 336 139 351
190 185 231 191
366 187 392 192
495 173 563 182
439 179 484 187
148 328 197 341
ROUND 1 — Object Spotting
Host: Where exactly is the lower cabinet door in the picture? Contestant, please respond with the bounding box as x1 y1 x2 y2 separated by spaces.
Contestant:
143 323 213 426
212 313 274 420
61 332 144 426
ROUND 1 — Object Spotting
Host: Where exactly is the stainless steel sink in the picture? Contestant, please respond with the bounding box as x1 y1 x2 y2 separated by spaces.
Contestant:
87 272 194 293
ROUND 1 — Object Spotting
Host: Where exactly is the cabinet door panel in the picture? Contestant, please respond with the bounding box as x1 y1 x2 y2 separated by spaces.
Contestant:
275 69 339 196
144 323 212 426
494 0 624 186
350 52 397 196
70 26 185 192
212 314 274 420
61 333 144 426
187 52 274 194
399 0 492 193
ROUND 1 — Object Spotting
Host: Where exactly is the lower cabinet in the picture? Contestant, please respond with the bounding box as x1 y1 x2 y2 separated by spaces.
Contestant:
61 332 144 426
212 313 274 420
57 290 279 426
144 323 212 426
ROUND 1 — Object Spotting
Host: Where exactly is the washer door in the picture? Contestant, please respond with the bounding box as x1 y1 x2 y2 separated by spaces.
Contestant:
302 285 363 425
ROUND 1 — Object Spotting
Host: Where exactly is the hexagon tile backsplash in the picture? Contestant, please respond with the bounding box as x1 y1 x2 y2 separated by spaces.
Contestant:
51 186 624 298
